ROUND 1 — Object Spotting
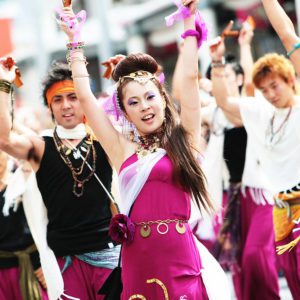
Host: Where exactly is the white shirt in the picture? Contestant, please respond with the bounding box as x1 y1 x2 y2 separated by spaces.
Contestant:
239 96 300 194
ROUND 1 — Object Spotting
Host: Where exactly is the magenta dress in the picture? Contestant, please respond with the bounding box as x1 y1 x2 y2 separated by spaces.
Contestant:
120 154 208 300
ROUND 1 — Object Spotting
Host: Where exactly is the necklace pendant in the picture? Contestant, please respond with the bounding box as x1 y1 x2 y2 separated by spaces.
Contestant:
73 182 84 197
65 148 72 156
73 149 81 159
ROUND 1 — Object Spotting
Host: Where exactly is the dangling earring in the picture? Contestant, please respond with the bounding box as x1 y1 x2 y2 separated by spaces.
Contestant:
121 117 140 142
132 125 140 143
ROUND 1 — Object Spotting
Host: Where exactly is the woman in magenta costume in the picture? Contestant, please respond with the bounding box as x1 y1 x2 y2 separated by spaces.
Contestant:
60 0 230 298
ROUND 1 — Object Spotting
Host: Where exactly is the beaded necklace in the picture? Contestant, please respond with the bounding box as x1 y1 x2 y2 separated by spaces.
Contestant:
136 132 163 159
53 127 97 197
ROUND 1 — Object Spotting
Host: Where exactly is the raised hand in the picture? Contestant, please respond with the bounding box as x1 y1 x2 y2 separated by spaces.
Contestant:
34 267 47 290
58 5 86 42
183 0 199 15
0 58 18 83
101 55 126 79
209 21 235 61
209 36 225 61
238 19 254 46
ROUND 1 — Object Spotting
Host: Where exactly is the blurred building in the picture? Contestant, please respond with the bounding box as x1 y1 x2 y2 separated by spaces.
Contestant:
0 0 298 105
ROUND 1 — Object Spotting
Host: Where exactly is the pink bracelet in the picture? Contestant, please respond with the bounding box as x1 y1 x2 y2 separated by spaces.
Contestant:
181 29 201 48
181 11 208 48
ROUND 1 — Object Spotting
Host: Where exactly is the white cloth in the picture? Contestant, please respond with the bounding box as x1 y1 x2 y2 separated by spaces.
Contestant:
239 96 300 194
202 105 229 211
2 167 23 216
203 100 274 206
118 148 167 215
41 123 87 139
189 200 231 300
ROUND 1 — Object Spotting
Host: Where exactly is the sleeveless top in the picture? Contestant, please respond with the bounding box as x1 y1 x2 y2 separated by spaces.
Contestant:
36 137 113 256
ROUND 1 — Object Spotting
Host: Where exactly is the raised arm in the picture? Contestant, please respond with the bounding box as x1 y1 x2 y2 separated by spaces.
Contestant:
261 0 300 75
238 20 255 97
0 60 43 169
60 7 132 169
178 0 203 150
172 43 184 102
209 40 242 122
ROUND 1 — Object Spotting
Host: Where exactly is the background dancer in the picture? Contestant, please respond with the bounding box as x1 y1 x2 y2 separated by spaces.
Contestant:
0 151 48 300
212 49 300 299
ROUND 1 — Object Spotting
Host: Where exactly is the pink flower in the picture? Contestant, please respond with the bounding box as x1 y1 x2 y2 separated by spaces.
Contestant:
109 214 135 244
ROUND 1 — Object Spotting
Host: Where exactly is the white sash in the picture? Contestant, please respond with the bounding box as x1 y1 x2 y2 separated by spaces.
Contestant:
119 148 166 215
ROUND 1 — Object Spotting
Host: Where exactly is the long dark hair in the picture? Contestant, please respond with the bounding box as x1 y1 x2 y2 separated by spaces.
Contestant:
113 53 214 213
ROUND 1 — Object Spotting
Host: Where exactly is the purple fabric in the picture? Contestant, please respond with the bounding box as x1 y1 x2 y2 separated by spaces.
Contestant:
120 154 208 299
213 183 242 270
276 221 300 299
181 29 202 48
101 94 120 121
165 0 191 27
195 11 208 47
57 8 87 42
232 187 280 300
0 266 48 300
166 2 208 47
56 256 112 300
158 72 165 84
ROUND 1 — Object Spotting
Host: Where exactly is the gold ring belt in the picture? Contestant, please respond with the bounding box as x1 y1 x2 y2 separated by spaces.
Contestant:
135 219 188 238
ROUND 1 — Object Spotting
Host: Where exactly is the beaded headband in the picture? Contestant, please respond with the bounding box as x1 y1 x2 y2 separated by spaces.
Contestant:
119 71 156 85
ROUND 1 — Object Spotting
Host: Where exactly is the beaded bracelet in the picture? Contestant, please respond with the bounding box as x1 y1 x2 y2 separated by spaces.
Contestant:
0 80 15 128
211 57 226 69
66 41 85 51
66 49 88 70
0 80 13 94
287 41 300 58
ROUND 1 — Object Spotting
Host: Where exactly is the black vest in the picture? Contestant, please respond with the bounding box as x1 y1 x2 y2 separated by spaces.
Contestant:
36 137 113 256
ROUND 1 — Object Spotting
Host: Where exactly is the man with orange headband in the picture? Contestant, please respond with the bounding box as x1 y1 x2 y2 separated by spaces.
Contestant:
0 60 119 300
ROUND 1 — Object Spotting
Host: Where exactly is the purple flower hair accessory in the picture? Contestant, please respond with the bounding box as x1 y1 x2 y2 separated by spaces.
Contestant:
109 214 136 244
101 88 123 122
157 72 165 84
